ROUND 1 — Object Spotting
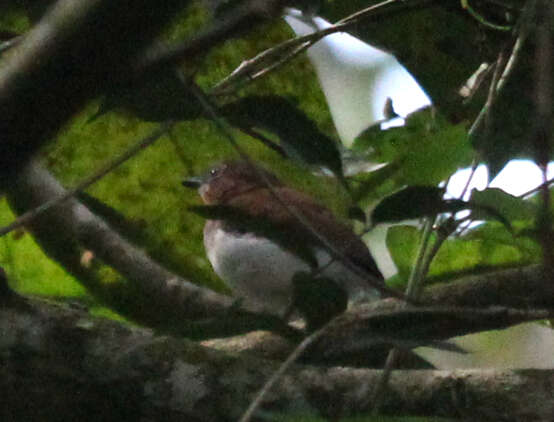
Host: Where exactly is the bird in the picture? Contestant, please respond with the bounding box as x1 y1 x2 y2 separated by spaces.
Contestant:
183 160 385 324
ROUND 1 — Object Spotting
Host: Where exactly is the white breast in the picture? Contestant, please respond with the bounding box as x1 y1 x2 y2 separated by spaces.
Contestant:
205 226 377 316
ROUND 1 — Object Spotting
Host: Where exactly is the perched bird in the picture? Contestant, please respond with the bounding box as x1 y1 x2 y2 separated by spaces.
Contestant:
183 160 384 321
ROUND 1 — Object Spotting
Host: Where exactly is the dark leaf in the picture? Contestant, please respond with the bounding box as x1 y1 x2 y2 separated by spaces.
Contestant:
347 205 366 223
292 271 348 331
91 68 202 123
470 50 554 178
371 186 467 224
220 95 343 179
350 162 400 207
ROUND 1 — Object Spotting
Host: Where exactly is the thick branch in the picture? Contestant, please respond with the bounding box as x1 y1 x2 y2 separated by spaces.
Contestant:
307 303 553 364
1 294 553 422
422 264 554 308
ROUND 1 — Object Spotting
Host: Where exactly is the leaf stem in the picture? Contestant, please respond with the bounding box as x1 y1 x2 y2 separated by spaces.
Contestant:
372 216 436 413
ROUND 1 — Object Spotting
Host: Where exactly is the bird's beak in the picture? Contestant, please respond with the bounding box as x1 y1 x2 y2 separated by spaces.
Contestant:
182 176 203 189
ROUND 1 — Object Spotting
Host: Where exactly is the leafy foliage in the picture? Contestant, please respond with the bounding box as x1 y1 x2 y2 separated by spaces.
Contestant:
0 2 553 422
0 0 551 342
386 223 540 288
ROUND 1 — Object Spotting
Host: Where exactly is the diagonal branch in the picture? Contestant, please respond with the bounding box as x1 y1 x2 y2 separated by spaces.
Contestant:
5 160 298 340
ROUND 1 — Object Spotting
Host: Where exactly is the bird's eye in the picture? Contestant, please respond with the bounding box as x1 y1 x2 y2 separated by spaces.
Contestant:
209 168 219 177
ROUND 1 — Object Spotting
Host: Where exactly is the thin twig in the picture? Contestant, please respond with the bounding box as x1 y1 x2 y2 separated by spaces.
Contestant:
496 30 527 92
418 230 449 289
468 12 529 139
211 0 430 95
459 158 479 201
468 54 504 138
520 176 554 198
460 0 513 31
406 218 436 298
238 322 331 422
0 122 174 237
237 126 288 157
338 0 404 24
135 0 285 79
453 216 475 237
371 216 435 413
211 30 324 95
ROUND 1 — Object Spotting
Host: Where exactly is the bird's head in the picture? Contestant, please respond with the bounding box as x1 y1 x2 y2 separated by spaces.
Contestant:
182 160 282 204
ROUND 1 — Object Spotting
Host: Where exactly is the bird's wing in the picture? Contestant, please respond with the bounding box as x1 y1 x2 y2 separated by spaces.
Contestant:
227 187 384 283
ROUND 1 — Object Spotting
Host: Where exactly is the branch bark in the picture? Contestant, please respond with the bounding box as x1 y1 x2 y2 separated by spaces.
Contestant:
1 293 553 422
421 264 554 308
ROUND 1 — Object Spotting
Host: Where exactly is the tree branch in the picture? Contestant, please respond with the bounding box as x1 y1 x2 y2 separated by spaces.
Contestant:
421 264 554 308
1 294 553 421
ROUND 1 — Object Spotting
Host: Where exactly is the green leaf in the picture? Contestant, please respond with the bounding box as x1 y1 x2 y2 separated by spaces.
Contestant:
469 188 537 221
386 225 420 282
425 234 522 281
353 110 473 187
464 220 540 261
386 223 539 288
371 186 467 224
350 162 401 207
